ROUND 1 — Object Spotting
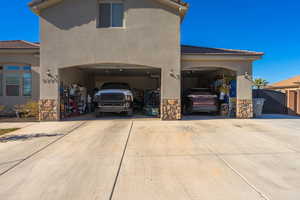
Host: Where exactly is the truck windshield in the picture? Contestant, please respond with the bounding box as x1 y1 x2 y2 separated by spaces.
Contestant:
101 83 130 90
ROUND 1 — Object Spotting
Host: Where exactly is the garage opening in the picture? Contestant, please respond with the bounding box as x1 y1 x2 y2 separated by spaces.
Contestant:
59 66 161 119
182 68 237 118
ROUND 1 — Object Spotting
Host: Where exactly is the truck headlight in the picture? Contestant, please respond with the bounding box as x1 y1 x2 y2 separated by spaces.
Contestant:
125 102 130 107
125 95 132 101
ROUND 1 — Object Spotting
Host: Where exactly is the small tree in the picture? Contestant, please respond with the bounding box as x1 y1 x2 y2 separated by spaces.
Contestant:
253 78 269 89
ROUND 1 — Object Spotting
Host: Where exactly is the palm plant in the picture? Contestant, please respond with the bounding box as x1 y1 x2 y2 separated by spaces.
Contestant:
253 78 268 89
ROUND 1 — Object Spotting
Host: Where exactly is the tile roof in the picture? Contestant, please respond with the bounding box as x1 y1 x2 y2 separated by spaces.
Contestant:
181 45 264 56
267 75 300 89
0 40 40 49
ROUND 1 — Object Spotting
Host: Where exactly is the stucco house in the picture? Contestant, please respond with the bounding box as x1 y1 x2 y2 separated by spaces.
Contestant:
267 75 300 115
0 0 263 120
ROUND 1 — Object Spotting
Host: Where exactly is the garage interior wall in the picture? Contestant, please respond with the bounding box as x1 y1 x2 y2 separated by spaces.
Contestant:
95 76 159 90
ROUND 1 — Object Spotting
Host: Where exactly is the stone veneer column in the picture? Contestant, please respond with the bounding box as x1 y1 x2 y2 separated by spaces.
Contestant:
236 63 253 119
39 99 59 121
236 99 253 119
161 99 182 120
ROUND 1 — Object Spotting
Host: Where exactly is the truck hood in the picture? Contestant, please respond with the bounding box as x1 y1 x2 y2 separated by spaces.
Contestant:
95 89 133 96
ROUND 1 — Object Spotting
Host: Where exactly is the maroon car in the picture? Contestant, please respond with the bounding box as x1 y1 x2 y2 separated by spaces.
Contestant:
183 88 219 114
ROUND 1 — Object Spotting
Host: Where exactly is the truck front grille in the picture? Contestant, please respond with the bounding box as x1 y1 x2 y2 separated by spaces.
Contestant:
101 102 123 107
100 93 125 101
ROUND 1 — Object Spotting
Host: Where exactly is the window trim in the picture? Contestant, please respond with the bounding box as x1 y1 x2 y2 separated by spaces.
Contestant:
97 1 125 29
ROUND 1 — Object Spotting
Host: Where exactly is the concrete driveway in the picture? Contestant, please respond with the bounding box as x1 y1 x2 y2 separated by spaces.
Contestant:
0 115 300 200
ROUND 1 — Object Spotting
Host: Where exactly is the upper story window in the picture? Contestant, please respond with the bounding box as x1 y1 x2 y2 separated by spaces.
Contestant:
98 2 124 28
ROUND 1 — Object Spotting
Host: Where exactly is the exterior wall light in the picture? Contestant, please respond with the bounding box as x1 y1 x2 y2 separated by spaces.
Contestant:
46 69 59 82
169 69 180 80
244 72 252 81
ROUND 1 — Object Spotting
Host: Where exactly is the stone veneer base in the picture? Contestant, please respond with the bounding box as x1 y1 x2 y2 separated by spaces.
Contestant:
39 99 59 121
161 99 181 120
236 99 253 119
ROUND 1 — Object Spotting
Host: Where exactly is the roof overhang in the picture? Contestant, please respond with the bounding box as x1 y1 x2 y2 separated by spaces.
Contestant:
154 0 189 18
29 0 62 15
267 85 299 90
181 54 264 62
29 0 189 18
0 49 40 55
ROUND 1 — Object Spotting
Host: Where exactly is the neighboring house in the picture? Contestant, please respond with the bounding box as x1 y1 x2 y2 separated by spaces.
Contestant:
0 0 263 120
267 75 300 115
0 40 40 113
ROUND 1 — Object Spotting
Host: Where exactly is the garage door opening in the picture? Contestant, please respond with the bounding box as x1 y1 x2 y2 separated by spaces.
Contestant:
182 68 237 118
59 66 161 119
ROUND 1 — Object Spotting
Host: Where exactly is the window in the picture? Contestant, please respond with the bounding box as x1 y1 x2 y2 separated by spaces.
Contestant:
6 73 20 96
98 3 124 28
3 65 32 97
23 73 32 96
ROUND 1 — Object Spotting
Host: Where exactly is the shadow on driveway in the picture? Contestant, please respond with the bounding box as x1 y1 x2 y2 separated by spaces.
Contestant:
0 133 64 143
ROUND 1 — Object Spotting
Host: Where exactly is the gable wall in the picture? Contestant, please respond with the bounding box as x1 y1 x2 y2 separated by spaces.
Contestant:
39 0 181 99
40 0 181 69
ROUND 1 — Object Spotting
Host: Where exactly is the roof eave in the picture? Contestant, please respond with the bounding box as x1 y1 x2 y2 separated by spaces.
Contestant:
29 0 189 18
181 53 264 61
0 49 40 54
29 0 63 15
267 85 299 89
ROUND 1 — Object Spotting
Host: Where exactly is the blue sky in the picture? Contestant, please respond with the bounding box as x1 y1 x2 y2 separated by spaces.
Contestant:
1 0 299 83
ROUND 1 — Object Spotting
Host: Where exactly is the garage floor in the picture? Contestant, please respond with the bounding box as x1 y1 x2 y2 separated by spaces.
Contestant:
0 115 300 200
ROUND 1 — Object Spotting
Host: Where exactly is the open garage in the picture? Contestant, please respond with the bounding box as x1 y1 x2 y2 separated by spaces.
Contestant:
182 68 237 117
59 65 161 119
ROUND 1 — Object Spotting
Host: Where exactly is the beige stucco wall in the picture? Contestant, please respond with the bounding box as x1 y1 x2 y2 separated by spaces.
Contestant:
182 57 254 100
39 0 181 100
0 51 40 109
60 68 89 87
